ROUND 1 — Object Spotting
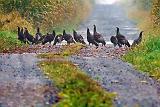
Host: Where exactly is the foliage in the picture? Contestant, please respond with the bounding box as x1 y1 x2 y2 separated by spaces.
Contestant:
0 11 33 32
129 0 160 26
0 31 22 52
39 46 115 106
134 0 152 10
120 0 152 10
0 0 92 32
152 0 160 26
0 0 92 51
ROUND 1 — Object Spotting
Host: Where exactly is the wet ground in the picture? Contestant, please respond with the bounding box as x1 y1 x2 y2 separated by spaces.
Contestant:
70 46 160 107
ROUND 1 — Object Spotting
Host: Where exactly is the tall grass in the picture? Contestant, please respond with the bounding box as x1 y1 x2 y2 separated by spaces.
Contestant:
123 6 160 80
123 34 160 80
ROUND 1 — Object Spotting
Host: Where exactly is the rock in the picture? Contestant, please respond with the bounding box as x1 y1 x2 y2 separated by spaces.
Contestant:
74 64 79 66
140 80 148 84
111 80 119 84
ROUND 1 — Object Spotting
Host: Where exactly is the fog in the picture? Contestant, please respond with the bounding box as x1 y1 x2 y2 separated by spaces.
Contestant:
95 0 121 5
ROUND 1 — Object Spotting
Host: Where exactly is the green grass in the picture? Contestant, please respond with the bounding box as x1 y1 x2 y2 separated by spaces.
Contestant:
123 34 160 80
39 45 115 107
0 31 22 52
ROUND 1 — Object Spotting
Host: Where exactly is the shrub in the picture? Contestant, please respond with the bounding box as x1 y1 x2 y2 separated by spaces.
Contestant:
0 11 33 32
0 0 92 32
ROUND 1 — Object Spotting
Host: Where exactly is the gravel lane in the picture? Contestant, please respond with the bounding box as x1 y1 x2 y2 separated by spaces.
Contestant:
0 53 59 107
70 46 160 107
77 4 139 44
72 4 160 106
0 3 159 107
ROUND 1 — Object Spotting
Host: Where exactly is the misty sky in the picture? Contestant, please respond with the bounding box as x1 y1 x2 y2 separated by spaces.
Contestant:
95 0 120 4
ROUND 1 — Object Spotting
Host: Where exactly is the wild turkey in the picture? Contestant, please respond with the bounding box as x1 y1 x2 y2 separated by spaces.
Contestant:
110 36 118 47
132 31 144 47
24 27 35 44
93 25 106 46
73 30 86 44
87 28 99 48
38 35 45 43
17 26 26 43
42 30 56 45
62 30 75 45
35 27 42 44
53 34 63 45
116 27 130 47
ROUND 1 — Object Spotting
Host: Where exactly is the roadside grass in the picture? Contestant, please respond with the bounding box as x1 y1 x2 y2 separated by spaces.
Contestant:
123 34 160 80
124 8 160 81
39 44 115 107
0 31 22 52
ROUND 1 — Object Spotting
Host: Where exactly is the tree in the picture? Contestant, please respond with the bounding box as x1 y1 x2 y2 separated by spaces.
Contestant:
152 0 160 25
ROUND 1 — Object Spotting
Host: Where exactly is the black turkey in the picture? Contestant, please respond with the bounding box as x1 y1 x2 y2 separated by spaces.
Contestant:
93 25 106 46
73 30 86 44
17 26 26 43
87 28 99 48
132 31 144 46
62 30 75 45
42 30 56 45
116 27 130 47
24 27 35 44
110 36 118 47
53 34 63 45
35 27 42 44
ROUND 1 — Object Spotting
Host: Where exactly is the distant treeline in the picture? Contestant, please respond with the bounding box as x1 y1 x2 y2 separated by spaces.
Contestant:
120 0 152 10
0 0 92 32
121 0 160 26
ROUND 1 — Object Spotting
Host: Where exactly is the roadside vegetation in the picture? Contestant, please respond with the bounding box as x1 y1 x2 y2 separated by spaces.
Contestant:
0 0 92 52
122 0 160 80
0 31 22 52
39 45 115 107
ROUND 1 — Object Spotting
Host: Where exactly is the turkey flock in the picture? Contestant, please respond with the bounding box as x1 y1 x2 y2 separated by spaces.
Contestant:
17 25 143 48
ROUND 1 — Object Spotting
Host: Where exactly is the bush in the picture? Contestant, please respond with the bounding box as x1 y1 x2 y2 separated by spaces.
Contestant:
0 11 33 32
0 0 92 32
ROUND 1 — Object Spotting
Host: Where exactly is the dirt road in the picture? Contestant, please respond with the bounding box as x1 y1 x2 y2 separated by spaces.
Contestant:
70 46 160 107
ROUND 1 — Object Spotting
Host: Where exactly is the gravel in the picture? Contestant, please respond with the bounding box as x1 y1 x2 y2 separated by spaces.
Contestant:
70 4 160 106
0 53 59 107
70 46 160 107
1 3 160 107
